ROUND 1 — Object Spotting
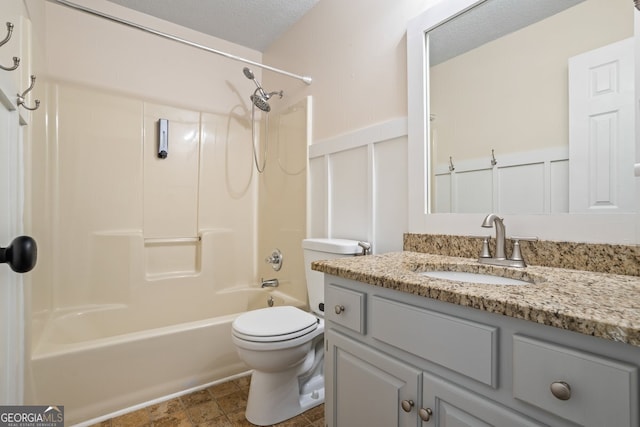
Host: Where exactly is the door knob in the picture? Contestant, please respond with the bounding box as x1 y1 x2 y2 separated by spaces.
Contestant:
1 236 37 273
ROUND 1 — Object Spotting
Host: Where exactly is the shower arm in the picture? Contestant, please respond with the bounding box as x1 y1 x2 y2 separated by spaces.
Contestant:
47 0 313 86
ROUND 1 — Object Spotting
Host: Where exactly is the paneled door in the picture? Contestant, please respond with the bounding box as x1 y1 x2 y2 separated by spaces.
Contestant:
569 37 635 213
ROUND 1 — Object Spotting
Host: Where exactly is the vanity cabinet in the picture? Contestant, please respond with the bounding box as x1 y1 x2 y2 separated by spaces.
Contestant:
324 276 640 427
327 331 420 427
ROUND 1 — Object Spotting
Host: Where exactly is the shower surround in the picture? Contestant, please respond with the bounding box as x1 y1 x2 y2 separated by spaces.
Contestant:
27 80 309 424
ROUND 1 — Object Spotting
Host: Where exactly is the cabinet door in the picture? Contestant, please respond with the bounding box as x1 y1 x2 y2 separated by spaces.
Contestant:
326 329 421 427
422 373 543 427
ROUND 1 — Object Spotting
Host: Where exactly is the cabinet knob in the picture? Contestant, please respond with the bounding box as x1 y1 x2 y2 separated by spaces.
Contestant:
418 407 433 422
400 399 414 412
334 305 345 314
550 381 572 400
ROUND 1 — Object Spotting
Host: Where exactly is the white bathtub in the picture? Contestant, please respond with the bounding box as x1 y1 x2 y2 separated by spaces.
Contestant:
30 287 306 425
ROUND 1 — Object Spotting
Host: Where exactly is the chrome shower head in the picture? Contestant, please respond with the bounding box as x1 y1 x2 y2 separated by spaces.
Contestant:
250 90 271 112
243 67 255 80
243 67 267 98
243 67 283 113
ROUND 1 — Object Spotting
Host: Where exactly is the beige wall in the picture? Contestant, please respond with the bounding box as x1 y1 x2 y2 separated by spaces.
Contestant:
263 0 435 142
41 0 262 112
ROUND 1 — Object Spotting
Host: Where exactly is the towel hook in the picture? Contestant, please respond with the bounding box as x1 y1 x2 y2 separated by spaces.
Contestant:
0 22 20 71
17 75 40 111
448 156 455 172
490 149 497 167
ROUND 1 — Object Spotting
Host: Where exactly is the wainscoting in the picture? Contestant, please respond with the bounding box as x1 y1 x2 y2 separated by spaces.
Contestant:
308 118 408 254
433 147 569 214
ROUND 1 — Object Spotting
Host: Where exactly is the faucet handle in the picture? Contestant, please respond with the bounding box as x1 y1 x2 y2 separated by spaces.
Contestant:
357 241 372 256
509 236 538 242
508 237 538 263
469 235 492 259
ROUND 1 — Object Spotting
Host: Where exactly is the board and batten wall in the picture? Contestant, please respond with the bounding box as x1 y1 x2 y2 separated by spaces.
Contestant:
308 119 408 254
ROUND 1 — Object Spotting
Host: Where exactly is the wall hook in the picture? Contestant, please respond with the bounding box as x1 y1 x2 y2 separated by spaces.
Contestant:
448 156 455 172
0 22 20 71
17 75 40 111
490 149 497 167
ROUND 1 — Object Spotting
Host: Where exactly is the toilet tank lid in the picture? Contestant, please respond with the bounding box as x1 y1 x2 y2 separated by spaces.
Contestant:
302 238 362 254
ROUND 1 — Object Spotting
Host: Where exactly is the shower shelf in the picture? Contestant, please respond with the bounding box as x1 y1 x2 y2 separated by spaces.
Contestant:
144 236 201 245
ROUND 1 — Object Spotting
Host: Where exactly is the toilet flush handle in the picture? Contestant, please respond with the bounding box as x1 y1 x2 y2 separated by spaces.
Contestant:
357 241 371 256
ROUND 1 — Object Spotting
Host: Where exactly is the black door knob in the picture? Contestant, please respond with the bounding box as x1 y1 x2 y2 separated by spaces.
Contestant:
0 236 37 273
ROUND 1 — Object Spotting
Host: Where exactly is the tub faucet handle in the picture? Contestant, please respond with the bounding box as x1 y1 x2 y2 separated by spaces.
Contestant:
265 248 283 271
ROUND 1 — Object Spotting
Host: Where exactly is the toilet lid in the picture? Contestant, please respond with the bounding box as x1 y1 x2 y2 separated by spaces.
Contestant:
232 306 318 342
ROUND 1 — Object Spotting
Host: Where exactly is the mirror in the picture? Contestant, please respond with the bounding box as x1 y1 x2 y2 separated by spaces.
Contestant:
426 0 634 214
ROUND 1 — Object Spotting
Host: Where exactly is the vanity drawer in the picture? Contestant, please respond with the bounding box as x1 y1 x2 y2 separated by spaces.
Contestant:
513 335 638 427
370 296 497 387
325 284 366 334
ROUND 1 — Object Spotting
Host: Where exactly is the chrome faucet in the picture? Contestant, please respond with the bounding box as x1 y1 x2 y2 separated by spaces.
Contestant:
260 278 279 288
478 214 537 268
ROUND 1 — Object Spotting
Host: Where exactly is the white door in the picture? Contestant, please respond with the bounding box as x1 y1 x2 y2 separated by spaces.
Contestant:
569 37 635 213
0 76 26 404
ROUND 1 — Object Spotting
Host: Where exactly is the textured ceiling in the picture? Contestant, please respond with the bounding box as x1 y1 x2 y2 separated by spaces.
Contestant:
429 0 584 65
105 0 320 52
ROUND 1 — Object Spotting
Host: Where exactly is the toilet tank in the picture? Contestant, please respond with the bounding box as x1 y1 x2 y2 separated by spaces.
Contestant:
302 238 362 316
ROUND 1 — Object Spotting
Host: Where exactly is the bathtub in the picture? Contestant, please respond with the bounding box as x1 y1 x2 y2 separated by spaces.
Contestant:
29 287 306 425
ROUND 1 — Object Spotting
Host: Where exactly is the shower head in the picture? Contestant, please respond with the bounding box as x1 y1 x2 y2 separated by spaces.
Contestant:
250 90 271 112
243 67 255 80
243 67 283 113
250 89 285 113
243 66 267 98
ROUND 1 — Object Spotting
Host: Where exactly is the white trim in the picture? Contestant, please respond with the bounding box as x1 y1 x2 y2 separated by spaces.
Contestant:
305 96 314 238
309 118 407 158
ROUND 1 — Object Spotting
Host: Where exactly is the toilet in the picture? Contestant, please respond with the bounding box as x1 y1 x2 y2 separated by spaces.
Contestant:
231 238 362 426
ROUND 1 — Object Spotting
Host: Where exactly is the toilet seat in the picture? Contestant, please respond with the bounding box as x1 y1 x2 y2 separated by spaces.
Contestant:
232 306 319 343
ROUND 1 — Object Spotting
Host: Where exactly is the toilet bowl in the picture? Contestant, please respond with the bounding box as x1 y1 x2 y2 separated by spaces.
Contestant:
231 238 362 426
232 306 325 425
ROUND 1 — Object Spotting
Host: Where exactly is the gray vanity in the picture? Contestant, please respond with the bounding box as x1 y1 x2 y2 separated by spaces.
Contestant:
315 247 640 427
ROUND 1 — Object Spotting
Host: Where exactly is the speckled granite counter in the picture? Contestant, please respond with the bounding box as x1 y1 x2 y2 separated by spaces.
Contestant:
312 251 640 347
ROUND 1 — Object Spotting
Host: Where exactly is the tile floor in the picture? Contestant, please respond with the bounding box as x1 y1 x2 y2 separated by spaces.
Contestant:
89 376 324 427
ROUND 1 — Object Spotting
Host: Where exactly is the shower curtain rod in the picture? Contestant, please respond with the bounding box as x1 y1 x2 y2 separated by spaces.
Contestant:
47 0 313 85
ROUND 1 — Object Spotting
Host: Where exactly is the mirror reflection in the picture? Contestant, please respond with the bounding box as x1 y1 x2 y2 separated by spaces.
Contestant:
428 0 634 214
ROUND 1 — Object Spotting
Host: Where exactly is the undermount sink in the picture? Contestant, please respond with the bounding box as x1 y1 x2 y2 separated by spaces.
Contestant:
419 270 531 286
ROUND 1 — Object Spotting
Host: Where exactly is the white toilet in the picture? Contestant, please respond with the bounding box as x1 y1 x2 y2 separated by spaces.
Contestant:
231 238 362 426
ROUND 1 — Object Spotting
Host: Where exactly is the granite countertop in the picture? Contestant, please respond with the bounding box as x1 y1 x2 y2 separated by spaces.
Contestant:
312 251 640 347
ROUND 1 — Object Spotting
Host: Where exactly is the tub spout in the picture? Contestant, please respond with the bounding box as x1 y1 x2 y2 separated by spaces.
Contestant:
261 278 279 288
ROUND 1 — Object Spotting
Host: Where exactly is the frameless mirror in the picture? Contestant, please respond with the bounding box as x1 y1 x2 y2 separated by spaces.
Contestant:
426 0 634 214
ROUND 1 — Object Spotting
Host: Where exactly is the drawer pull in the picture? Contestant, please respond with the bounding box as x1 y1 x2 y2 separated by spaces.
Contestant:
550 381 572 400
401 399 414 412
418 407 433 422
334 305 345 314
